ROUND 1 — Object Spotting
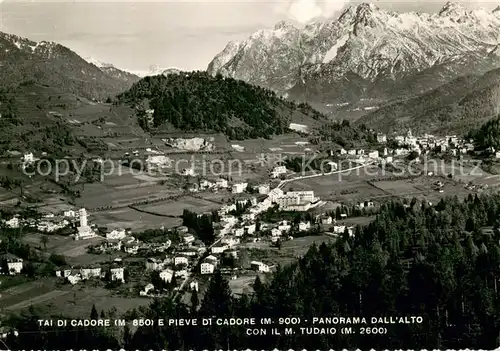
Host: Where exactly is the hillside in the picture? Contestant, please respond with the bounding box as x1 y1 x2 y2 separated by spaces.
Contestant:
117 71 326 139
0 32 140 101
0 83 140 156
356 68 500 135
6 195 500 349
208 2 500 104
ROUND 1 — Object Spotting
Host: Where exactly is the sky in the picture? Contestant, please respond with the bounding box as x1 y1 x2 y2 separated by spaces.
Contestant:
0 0 496 74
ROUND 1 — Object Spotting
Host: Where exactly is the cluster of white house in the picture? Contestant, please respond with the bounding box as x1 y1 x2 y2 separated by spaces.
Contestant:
3 214 70 233
1 258 24 275
54 258 125 285
334 130 474 164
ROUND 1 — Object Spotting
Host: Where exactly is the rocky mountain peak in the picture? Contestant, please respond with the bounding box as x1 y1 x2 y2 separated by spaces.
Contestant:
438 1 468 17
274 20 295 31
207 1 500 102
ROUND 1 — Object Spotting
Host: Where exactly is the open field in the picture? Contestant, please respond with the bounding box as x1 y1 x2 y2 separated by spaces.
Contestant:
0 279 151 318
370 175 476 203
92 207 182 231
230 134 316 159
76 176 182 210
40 287 152 318
0 278 58 310
136 195 222 217
282 171 390 203
242 235 334 267
22 233 107 265
419 160 500 186
228 274 265 296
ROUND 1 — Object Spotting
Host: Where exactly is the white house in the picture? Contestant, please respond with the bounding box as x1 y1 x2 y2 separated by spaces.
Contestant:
242 213 256 221
124 242 139 254
110 267 125 283
211 243 229 254
174 256 189 266
159 269 174 283
146 258 161 271
63 210 77 218
333 225 346 234
271 165 287 178
6 258 23 275
278 221 291 232
182 234 195 244
325 161 337 172
56 268 73 278
106 229 126 240
229 227 242 237
200 257 217 274
221 236 240 247
23 152 35 163
285 190 315 203
5 217 20 229
179 250 197 257
268 188 284 203
200 261 215 274
216 178 228 188
140 283 155 296
231 182 248 194
250 261 270 273
258 184 270 195
271 228 282 237
276 195 300 209
189 280 199 291
245 224 256 235
321 216 333 225
68 275 82 285
80 266 101 280
368 151 379 159
298 221 311 231
289 123 309 133
176 226 189 234
377 134 387 143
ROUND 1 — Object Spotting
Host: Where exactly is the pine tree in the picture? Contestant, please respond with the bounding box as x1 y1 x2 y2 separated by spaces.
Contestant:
190 289 199 313
90 304 98 320
202 270 232 314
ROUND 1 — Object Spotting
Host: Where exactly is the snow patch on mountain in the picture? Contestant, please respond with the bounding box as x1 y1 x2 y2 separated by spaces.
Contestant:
130 66 186 77
85 56 115 69
323 34 349 63
207 1 500 101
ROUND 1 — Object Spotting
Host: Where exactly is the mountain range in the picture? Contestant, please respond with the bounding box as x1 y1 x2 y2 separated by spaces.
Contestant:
128 65 185 78
0 32 140 101
207 2 500 103
356 67 500 135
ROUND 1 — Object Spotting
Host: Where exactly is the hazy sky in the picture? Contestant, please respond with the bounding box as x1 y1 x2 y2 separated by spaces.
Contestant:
0 0 496 73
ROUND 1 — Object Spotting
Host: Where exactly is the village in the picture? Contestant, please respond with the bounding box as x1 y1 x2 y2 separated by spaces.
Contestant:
0 128 493 313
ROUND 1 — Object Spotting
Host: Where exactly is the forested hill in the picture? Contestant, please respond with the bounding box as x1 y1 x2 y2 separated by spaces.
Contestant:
117 71 326 139
6 194 500 349
469 115 500 151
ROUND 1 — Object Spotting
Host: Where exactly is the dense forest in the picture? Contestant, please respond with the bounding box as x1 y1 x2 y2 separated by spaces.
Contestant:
4 193 500 349
469 115 500 151
309 120 377 148
117 72 325 140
